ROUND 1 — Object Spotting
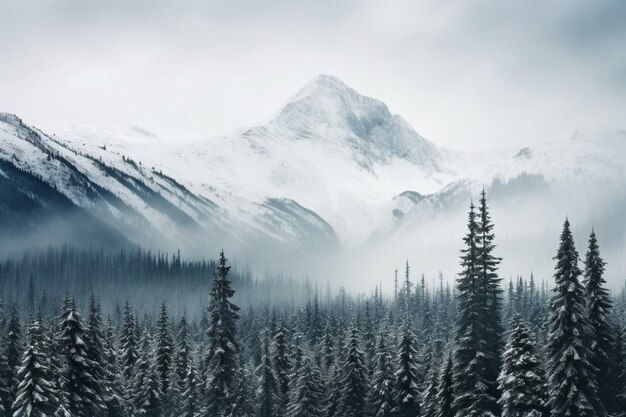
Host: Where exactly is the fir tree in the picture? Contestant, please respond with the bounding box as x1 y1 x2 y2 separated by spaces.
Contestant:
583 230 616 413
547 219 605 417
175 314 191 395
367 333 394 417
120 301 139 382
436 353 454 417
11 319 58 417
133 331 162 417
476 189 503 415
273 320 291 417
179 364 199 417
155 302 174 397
338 325 368 417
422 366 440 417
453 201 493 417
0 306 22 416
203 250 241 417
287 357 325 417
391 325 421 417
257 336 278 417
497 317 547 417
58 296 106 416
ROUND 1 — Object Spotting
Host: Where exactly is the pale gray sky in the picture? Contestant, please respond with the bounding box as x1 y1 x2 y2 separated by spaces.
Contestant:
1 0 625 150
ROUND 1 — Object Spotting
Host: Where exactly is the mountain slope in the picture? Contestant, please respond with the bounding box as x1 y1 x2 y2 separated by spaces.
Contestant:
2 76 626 286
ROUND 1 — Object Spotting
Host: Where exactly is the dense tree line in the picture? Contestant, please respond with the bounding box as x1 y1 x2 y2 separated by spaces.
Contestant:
0 192 625 416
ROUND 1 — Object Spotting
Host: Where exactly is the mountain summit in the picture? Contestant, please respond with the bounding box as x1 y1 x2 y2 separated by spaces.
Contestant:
252 74 443 172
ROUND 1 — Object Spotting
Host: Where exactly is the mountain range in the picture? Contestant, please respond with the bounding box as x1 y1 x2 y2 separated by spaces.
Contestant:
1 75 625 287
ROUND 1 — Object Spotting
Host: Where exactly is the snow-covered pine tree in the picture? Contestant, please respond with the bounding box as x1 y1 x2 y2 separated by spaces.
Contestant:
155 302 174 400
257 336 278 417
497 317 547 417
422 366 439 417
453 201 494 417
132 330 162 417
203 250 241 417
436 353 454 417
11 319 58 417
477 189 503 415
86 294 113 414
103 316 125 417
338 324 368 417
174 314 190 396
120 301 139 382
179 364 199 417
287 356 325 417
58 296 106 416
547 219 605 417
273 319 291 416
326 364 343 417
367 332 394 417
230 355 255 417
391 324 421 417
583 230 617 413
320 319 335 375
0 305 22 416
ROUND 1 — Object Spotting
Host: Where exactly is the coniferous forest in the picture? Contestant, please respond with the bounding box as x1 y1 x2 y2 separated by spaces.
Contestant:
0 192 625 417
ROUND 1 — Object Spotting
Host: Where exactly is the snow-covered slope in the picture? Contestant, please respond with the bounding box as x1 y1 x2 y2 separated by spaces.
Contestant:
2 75 626 284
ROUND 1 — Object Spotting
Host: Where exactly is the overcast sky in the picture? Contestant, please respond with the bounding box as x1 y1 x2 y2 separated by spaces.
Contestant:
1 0 625 150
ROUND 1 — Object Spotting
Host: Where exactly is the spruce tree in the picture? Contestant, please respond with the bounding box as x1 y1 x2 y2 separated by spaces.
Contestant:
174 314 191 395
133 331 162 417
257 336 278 417
11 319 58 417
338 325 368 417
422 366 440 417
547 219 605 417
273 320 291 417
156 302 174 397
367 333 394 417
0 306 22 416
58 296 106 416
391 325 421 417
583 230 616 413
453 201 493 417
436 353 454 417
497 318 547 417
287 357 325 417
477 189 503 415
203 250 240 417
179 364 199 417
120 301 139 382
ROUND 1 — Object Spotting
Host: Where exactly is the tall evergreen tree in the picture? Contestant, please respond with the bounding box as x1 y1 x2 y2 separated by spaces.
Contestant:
477 189 503 415
583 230 616 413
273 320 291 417
422 366 440 417
120 302 139 382
498 318 547 417
174 314 191 395
179 364 199 417
58 296 106 417
203 250 241 417
0 306 21 416
11 319 59 417
156 302 174 396
367 333 394 417
391 325 421 417
436 353 455 417
133 331 162 417
338 325 368 417
547 219 605 417
453 201 494 417
287 357 325 417
257 336 278 417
